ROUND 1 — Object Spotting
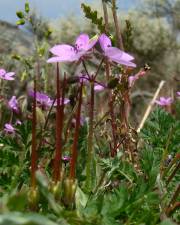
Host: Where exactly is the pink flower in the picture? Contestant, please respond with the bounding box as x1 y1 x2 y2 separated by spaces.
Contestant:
0 68 15 80
155 97 173 106
16 120 22 125
8 96 19 113
62 156 71 162
128 76 138 87
29 90 53 108
4 123 15 134
129 70 147 87
29 90 70 108
177 92 180 97
98 34 136 67
53 98 70 106
47 34 98 63
94 84 105 92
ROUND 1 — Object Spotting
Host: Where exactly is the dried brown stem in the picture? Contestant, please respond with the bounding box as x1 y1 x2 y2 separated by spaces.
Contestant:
137 80 165 133
111 0 124 50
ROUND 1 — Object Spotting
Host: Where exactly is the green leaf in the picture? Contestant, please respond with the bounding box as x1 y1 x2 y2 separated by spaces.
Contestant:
6 192 28 211
16 11 25 19
25 2 30 13
0 212 58 225
16 19 25 26
81 3 107 34
75 186 88 209
159 219 176 225
35 171 62 215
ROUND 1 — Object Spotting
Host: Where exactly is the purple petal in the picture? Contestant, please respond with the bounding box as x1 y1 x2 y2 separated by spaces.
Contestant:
62 156 71 162
177 91 180 97
0 69 6 76
4 123 15 133
155 97 173 106
105 47 134 61
47 56 77 63
128 76 137 87
53 98 70 106
50 44 74 56
110 56 136 67
75 34 90 50
0 70 15 80
99 34 112 52
16 120 22 125
155 100 164 106
94 84 105 92
8 96 18 112
5 72 15 77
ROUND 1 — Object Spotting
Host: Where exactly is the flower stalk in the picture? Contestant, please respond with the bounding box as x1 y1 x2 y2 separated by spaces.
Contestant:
30 63 38 189
86 77 95 191
69 82 83 180
53 64 65 183
102 1 118 156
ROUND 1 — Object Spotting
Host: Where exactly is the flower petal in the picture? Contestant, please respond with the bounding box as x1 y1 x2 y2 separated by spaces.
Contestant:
75 33 89 50
47 55 77 63
105 47 134 61
94 84 105 92
0 69 6 76
99 34 112 52
6 72 15 77
110 56 136 67
49 44 74 56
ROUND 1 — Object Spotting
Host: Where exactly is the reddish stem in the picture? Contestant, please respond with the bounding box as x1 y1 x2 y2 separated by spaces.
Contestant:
109 95 118 157
69 82 83 180
53 64 65 182
86 78 95 190
31 64 38 189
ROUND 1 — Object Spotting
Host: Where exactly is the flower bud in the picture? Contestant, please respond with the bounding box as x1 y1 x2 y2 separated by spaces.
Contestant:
28 187 39 210
63 178 77 207
49 181 62 199
25 2 30 13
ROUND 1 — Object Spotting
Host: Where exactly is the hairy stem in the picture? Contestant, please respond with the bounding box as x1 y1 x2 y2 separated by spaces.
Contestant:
31 63 38 189
69 82 83 180
166 161 180 185
165 184 180 216
86 79 95 191
53 64 65 182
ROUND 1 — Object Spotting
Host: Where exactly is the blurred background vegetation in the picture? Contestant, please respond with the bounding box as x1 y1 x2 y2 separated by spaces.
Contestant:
0 0 179 125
